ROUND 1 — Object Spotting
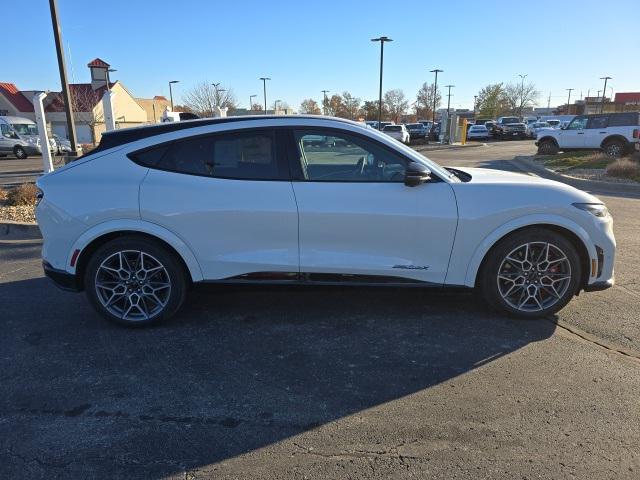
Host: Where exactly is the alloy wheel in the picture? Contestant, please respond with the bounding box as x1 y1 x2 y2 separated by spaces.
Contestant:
497 242 572 312
94 250 171 321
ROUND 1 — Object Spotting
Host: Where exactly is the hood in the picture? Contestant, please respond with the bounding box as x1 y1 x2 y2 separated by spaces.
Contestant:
451 166 600 203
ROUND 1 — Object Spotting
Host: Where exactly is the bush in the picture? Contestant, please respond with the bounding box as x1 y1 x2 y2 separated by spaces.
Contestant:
0 188 8 201
605 158 640 180
7 183 38 206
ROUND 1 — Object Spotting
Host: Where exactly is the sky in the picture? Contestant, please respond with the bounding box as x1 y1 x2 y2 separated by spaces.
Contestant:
4 0 639 111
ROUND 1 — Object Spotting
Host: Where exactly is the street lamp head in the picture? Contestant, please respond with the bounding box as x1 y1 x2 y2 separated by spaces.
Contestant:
600 76 612 80
430 68 443 73
169 80 179 84
371 36 392 42
259 77 271 81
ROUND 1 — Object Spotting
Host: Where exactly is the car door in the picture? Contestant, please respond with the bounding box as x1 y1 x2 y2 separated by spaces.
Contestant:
288 127 458 285
0 123 12 153
559 116 588 148
138 128 299 280
585 115 609 148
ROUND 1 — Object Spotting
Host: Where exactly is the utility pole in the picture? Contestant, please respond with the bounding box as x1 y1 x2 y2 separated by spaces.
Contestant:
473 95 478 118
566 88 574 114
547 92 551 109
600 76 611 113
49 0 78 156
444 85 454 115
321 90 330 115
259 77 270 115
371 36 392 129
430 68 443 123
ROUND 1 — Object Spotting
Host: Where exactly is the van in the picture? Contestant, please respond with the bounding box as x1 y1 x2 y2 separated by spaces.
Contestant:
0 116 43 159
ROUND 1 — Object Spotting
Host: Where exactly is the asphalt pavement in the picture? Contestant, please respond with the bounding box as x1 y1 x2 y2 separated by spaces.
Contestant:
1 140 639 479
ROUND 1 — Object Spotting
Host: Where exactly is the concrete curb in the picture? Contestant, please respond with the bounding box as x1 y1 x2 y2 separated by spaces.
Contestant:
0 221 41 240
416 142 485 153
514 156 640 195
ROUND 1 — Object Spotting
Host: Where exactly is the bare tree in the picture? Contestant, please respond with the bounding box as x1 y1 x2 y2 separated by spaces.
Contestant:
182 81 238 117
251 103 263 111
415 82 441 120
384 89 408 123
341 91 362 119
299 98 322 114
503 82 539 116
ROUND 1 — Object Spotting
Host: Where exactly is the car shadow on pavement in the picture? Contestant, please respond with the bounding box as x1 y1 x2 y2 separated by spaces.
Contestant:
0 278 556 478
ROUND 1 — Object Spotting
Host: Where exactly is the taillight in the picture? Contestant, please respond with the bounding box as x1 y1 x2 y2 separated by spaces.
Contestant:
633 128 639 139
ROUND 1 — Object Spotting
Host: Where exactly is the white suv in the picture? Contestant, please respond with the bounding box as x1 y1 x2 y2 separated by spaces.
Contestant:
36 116 615 326
536 112 640 157
382 124 410 144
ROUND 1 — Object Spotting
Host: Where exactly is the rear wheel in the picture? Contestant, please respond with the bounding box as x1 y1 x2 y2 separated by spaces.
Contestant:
603 139 625 158
13 146 27 159
479 229 581 318
537 139 559 155
84 236 187 327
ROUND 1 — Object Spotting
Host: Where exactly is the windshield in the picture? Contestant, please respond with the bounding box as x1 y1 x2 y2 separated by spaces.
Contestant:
502 117 520 124
12 123 38 136
547 120 560 126
385 126 401 131
407 124 422 128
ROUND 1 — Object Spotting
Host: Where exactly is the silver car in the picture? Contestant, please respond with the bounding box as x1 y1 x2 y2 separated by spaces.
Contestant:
0 116 42 159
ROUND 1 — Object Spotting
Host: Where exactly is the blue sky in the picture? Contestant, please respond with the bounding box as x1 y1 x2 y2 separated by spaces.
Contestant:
6 0 639 110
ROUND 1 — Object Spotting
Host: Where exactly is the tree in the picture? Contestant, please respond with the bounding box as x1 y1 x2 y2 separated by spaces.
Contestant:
415 82 441 120
182 81 238 117
503 81 540 116
325 94 346 117
476 83 509 119
251 103 263 111
362 100 387 120
299 98 322 114
384 89 408 123
341 91 362 119
68 87 104 145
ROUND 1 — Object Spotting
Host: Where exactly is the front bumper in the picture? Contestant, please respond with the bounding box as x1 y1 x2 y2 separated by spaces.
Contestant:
25 144 42 155
43 261 81 292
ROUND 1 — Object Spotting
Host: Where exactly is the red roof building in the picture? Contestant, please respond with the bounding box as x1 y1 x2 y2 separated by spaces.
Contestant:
614 92 640 104
0 82 34 112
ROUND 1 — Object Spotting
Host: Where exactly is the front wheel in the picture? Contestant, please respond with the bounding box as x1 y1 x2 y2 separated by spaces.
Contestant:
537 139 559 155
14 146 27 159
84 236 187 326
479 229 581 318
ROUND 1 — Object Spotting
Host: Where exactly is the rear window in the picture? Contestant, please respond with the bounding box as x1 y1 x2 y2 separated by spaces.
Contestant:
385 126 401 131
130 130 283 180
608 113 640 127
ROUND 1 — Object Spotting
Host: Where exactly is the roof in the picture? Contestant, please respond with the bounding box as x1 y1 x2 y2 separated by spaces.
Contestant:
87 58 110 68
153 96 168 101
615 92 640 103
45 83 114 113
95 115 358 152
0 82 34 112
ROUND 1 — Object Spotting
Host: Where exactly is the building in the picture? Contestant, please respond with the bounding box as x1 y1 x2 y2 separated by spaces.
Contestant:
555 92 640 116
1 58 166 145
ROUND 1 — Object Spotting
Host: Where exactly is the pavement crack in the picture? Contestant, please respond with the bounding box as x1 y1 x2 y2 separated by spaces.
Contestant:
550 319 640 363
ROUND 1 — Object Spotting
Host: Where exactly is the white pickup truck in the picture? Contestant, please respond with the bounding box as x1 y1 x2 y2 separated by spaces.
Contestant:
536 112 640 157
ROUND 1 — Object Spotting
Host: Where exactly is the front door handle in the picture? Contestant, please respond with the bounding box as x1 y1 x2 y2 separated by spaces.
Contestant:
600 131 607 134
577 132 584 135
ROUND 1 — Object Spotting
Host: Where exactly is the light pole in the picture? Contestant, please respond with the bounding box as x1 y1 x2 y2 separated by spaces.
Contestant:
274 99 281 113
600 76 611 113
473 95 478 118
168 80 179 110
371 36 393 129
430 68 443 123
518 74 527 116
444 85 454 116
249 94 257 111
259 77 270 115
106 68 116 91
321 89 330 115
566 88 574 114
49 0 78 156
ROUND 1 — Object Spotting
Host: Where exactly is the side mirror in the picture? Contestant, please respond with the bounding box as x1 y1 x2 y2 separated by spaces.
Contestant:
404 161 431 187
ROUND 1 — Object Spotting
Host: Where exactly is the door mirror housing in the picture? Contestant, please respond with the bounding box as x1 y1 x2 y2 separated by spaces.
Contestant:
404 161 431 187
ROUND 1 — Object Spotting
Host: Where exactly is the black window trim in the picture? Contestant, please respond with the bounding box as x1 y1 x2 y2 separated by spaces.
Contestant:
286 126 443 184
127 127 291 182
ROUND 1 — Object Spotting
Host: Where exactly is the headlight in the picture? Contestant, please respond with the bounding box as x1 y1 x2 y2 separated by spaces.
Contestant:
573 203 609 218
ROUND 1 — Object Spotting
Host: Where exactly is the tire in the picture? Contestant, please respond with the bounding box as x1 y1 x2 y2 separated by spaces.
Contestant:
84 236 187 327
14 146 27 159
479 228 581 319
537 139 559 155
603 139 625 158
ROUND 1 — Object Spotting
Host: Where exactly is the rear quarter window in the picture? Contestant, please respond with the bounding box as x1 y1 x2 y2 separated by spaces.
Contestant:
608 113 640 127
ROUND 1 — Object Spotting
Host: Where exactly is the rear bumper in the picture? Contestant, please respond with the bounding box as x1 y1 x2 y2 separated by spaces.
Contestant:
43 261 81 292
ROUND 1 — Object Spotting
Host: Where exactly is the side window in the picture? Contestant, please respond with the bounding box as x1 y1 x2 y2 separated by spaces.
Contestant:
567 117 587 130
294 130 407 182
130 130 281 180
587 116 608 129
0 124 9 136
608 113 638 127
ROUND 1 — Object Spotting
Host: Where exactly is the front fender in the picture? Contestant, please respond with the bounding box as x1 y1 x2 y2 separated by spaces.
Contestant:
66 219 204 281
463 214 596 287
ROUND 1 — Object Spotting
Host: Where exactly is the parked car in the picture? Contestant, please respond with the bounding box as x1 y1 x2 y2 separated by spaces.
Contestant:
365 121 379 129
494 116 527 139
428 122 441 141
466 124 490 140
546 119 562 129
0 116 43 159
536 112 640 157
484 120 496 137
378 121 393 131
36 115 615 326
526 121 551 139
382 124 410 144
418 120 433 131
405 123 428 142
52 134 72 154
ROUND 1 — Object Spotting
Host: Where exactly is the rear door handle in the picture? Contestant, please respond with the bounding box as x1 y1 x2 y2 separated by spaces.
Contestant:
577 132 584 134
600 131 607 134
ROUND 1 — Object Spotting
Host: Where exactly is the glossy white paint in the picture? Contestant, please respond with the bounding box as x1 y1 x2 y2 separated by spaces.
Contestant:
35 116 616 294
